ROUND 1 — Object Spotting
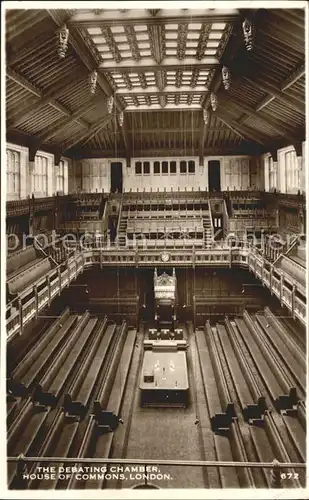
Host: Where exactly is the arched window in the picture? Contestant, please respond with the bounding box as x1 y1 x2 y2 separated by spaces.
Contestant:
35 155 48 195
284 149 298 193
6 148 20 197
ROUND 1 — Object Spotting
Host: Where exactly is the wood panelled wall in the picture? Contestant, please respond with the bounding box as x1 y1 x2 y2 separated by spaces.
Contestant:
69 155 263 193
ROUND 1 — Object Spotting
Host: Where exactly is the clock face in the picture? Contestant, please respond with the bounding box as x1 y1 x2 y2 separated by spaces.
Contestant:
161 252 170 263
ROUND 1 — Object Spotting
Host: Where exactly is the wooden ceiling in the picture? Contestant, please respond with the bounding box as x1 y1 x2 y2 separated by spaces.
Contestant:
5 7 306 161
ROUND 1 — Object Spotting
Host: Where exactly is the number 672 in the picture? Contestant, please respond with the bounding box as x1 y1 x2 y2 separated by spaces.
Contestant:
280 472 299 480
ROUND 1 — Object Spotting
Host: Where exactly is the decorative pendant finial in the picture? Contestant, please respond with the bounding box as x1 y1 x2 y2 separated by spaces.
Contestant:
58 25 69 59
107 95 114 114
118 111 124 127
203 108 209 124
222 66 231 90
242 18 254 51
210 93 218 111
89 70 98 94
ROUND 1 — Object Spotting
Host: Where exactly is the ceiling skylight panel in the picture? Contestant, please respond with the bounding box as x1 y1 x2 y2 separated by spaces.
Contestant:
117 43 130 50
211 23 226 30
92 36 106 44
165 33 178 39
96 45 111 52
88 28 101 35
112 35 127 43
186 32 199 40
188 23 202 30
209 32 222 39
186 49 197 55
110 26 125 33
138 42 150 49
134 25 147 32
136 33 149 41
207 41 220 48
101 53 114 59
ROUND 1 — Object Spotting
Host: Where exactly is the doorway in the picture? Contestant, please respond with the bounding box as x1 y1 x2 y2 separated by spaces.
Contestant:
208 160 221 191
110 162 123 193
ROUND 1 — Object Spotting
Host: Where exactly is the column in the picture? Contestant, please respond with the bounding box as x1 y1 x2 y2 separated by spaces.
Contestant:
264 155 270 192
28 160 35 196
296 155 303 194
63 161 69 194
273 160 279 191
53 160 58 195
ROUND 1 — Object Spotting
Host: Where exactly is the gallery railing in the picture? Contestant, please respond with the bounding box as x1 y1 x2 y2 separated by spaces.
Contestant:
6 239 306 339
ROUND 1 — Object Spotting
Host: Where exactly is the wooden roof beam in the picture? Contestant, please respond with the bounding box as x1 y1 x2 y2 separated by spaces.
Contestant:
216 112 267 145
99 56 220 71
47 11 129 156
127 127 227 134
47 9 124 115
6 10 47 43
125 104 202 112
73 144 262 159
115 86 209 96
281 63 305 91
36 98 104 143
61 112 115 152
7 68 88 130
67 9 240 28
243 76 304 113
255 95 275 112
220 96 299 143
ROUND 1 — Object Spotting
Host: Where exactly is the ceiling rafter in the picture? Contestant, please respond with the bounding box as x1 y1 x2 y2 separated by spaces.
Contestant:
198 20 244 159
67 9 240 28
280 63 305 91
219 95 300 143
115 85 209 96
125 104 202 112
128 127 228 134
47 9 132 160
7 32 52 65
6 10 47 43
47 9 126 118
7 68 87 130
243 75 304 112
99 56 220 71
255 95 275 112
62 112 115 152
36 98 105 143
6 8 305 156
216 112 268 145
74 144 261 159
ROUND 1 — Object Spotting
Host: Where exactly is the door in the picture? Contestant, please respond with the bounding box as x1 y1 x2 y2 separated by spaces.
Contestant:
110 162 123 193
208 160 221 191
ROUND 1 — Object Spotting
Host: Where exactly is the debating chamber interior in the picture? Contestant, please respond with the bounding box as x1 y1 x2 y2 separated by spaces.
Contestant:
4 3 308 493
